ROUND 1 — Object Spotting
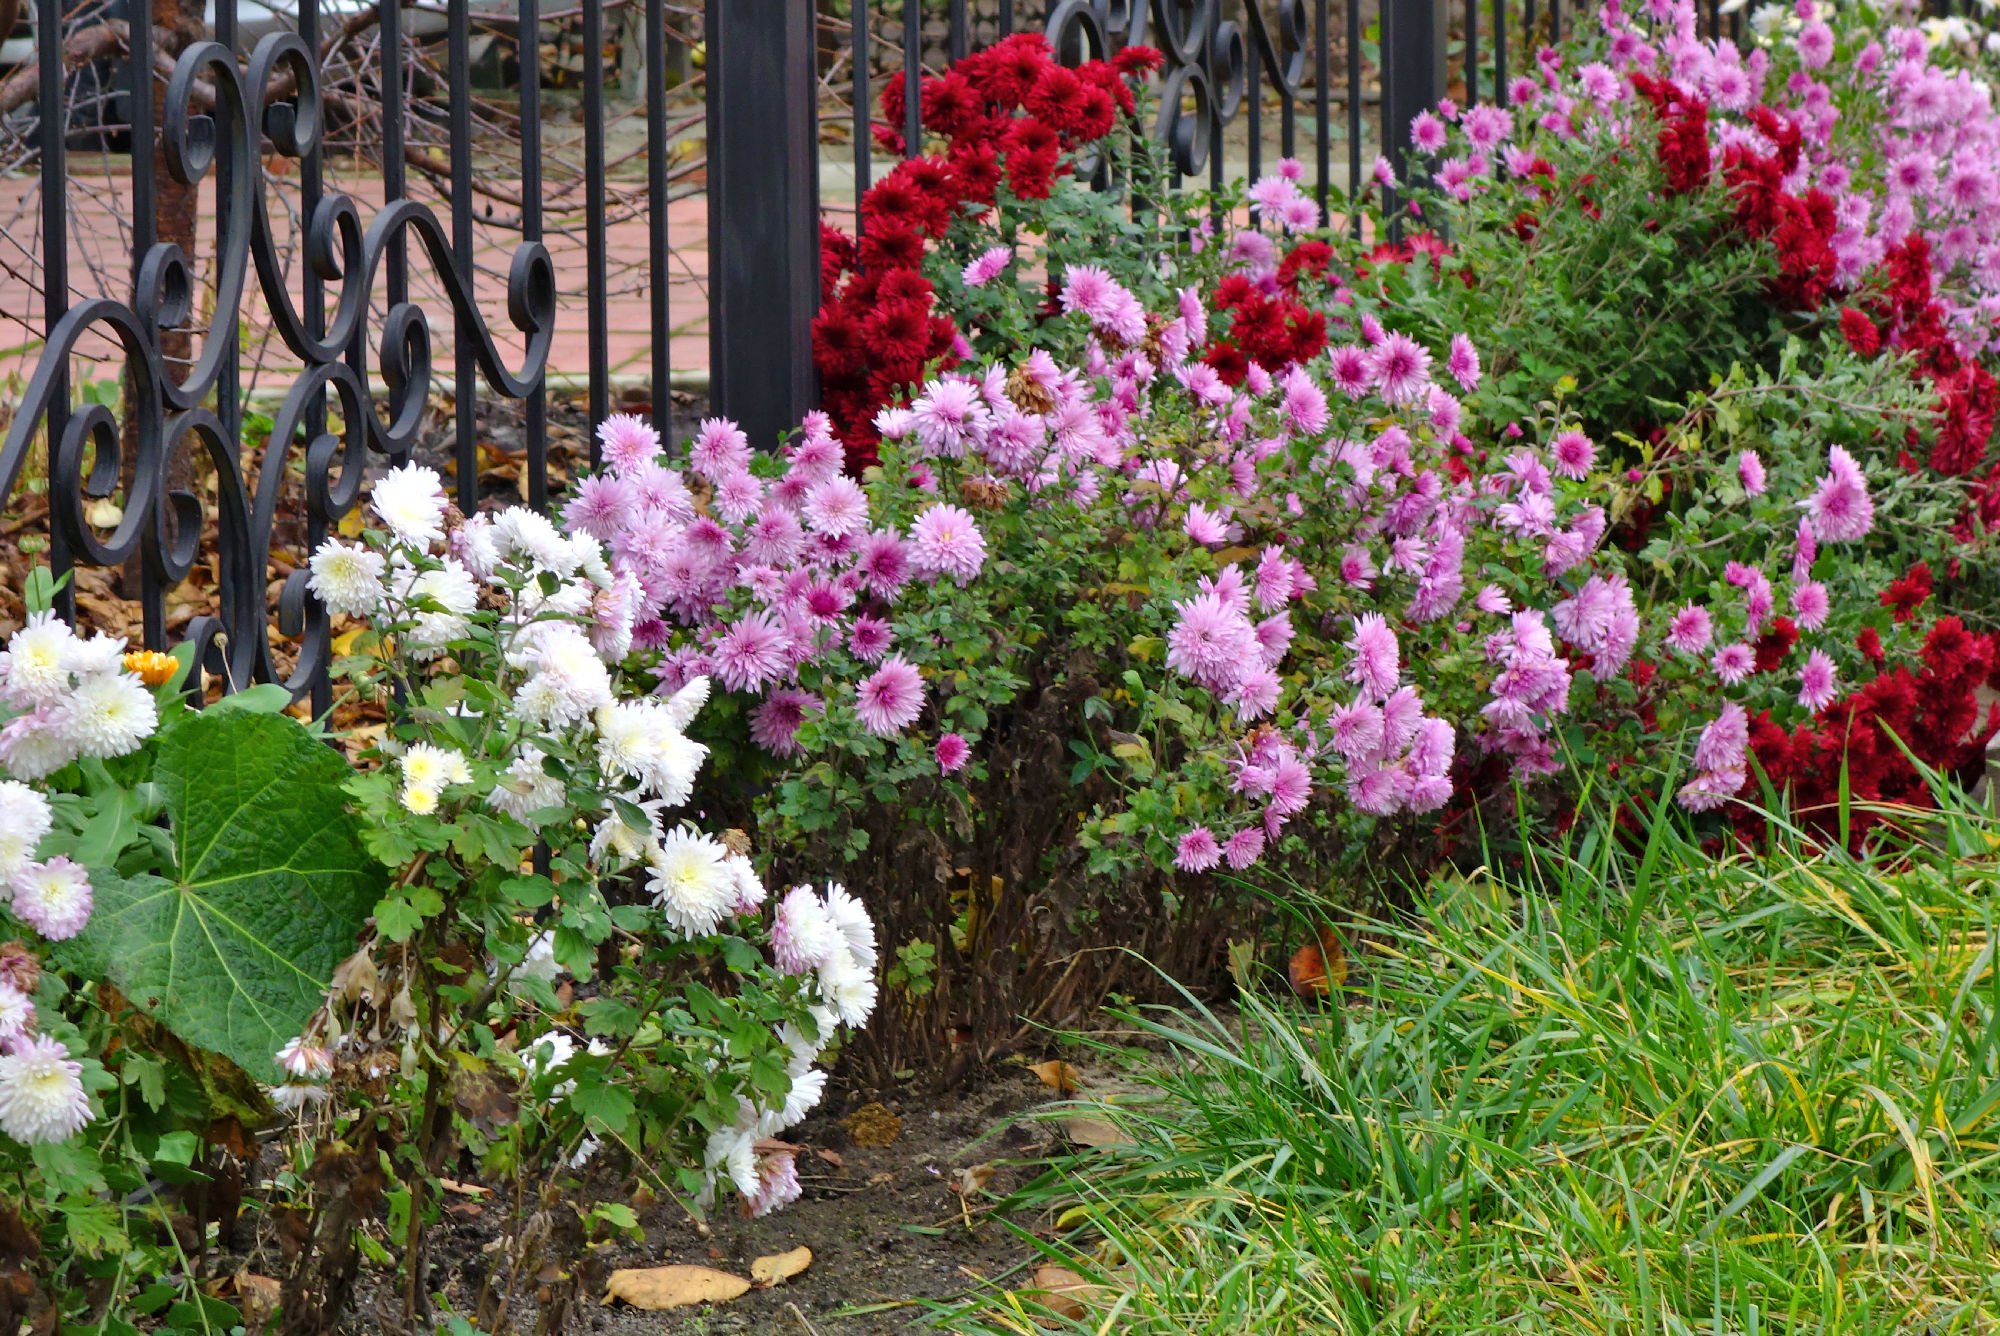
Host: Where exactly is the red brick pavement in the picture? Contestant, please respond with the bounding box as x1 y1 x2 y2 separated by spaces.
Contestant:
0 166 714 395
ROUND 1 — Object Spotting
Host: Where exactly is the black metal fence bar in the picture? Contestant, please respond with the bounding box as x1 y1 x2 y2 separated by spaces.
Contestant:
3 0 1623 704
648 0 675 442
584 0 612 445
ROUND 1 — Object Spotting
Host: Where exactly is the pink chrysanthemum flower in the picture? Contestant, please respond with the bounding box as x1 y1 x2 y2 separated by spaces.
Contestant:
1223 827 1265 870
847 615 893 663
1791 580 1831 630
1548 430 1596 480
962 246 1011 287
1805 446 1874 543
1446 333 1481 392
802 476 869 538
854 656 924 736
934 732 971 774
1738 450 1767 496
1346 614 1400 698
750 689 817 758
1409 111 1448 153
1175 827 1222 872
1366 333 1432 404
690 418 752 482
1711 643 1755 686
1665 604 1713 654
1327 346 1372 399
1797 649 1838 713
714 611 791 693
562 473 638 541
855 531 913 599
908 504 987 585
596 414 661 474
1167 592 1258 690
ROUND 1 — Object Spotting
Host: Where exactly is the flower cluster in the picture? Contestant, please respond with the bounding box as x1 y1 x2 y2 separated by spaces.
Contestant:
0 613 172 1149
814 33 1158 464
294 461 878 1213
574 411 993 759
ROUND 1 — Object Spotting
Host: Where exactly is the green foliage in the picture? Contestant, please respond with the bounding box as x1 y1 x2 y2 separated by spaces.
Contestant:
57 710 383 1081
940 782 2000 1332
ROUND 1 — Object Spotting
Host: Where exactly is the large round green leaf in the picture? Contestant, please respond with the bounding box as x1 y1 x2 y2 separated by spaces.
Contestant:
59 710 384 1083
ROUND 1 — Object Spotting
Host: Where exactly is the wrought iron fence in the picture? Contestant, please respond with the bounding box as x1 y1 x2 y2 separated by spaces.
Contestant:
1 0 1713 705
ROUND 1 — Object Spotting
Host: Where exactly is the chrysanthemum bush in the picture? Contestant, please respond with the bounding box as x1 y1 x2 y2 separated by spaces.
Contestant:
0 573 392 1324
569 233 1976 1066
258 461 879 1320
1346 0 2000 494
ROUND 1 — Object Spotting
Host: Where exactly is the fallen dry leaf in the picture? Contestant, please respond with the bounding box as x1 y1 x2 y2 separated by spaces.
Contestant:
1029 1060 1081 1094
750 1245 812 1288
1023 1264 1102 1320
816 1147 845 1168
603 1264 750 1309
950 1163 996 1196
438 1178 490 1198
1062 1115 1132 1148
1289 927 1349 998
234 1271 282 1329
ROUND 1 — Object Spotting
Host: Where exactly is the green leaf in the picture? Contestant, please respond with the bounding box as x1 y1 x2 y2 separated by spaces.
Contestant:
57 711 384 1082
205 683 295 716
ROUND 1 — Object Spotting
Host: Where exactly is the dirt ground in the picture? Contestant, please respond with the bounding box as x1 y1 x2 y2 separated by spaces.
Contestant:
596 1069 1060 1335
332 1065 1071 1333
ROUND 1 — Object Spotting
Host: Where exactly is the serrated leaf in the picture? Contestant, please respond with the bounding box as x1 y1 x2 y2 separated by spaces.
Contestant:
58 711 384 1082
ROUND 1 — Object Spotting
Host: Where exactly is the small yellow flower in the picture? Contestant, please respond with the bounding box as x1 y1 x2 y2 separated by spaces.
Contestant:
122 650 178 686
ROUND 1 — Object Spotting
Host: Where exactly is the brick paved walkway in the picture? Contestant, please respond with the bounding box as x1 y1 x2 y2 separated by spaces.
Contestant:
0 164 716 396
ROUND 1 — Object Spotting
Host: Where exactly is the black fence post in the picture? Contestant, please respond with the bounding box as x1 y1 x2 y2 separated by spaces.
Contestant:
1380 0 1447 230
706 0 820 450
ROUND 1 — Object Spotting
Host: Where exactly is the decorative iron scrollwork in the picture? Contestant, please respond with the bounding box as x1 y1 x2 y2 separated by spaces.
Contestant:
0 21 557 701
1046 0 1317 177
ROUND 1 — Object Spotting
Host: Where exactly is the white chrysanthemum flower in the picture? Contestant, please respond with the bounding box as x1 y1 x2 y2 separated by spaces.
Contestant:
396 559 479 655
573 537 613 589
270 1083 332 1114
818 949 879 1028
520 578 595 621
277 1037 335 1081
722 854 766 915
55 671 157 759
0 709 80 781
777 1058 826 1130
0 612 77 709
308 539 388 617
370 463 448 548
486 747 565 824
772 886 842 975
492 507 573 573
515 930 561 985
821 882 877 968
0 1034 93 1143
645 828 736 937
525 1031 580 1097
511 625 613 727
703 1123 761 1201
10 857 92 940
452 513 501 580
61 632 127 678
0 781 53 878
662 675 712 733
589 798 660 867
0 982 35 1046
399 743 469 814
594 701 707 806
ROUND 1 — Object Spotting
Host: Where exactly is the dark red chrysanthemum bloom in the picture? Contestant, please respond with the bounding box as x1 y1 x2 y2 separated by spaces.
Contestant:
1753 617 1799 674
1880 562 1934 622
1840 307 1882 358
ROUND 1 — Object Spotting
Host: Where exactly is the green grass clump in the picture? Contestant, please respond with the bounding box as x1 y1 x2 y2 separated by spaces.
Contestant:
940 794 2000 1333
